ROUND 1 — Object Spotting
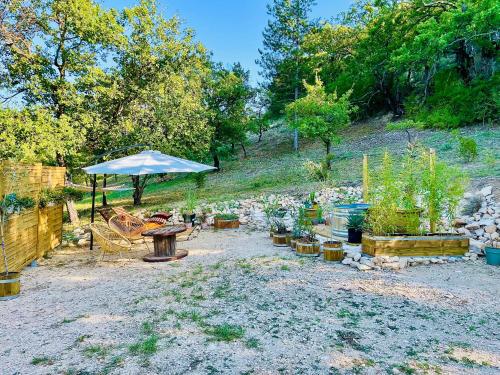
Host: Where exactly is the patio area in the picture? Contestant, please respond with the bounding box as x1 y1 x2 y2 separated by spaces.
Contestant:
1 229 499 375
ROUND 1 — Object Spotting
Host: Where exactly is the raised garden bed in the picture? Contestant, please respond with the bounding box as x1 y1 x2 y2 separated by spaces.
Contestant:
214 215 240 229
362 234 469 257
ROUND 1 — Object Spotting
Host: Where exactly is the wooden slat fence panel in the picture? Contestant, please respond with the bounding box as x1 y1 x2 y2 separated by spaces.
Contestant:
0 162 65 272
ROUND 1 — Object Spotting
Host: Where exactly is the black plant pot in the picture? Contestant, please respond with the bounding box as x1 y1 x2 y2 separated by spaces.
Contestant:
183 213 196 225
347 228 362 244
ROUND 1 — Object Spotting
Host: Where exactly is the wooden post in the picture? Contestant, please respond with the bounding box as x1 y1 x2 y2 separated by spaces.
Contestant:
362 154 369 202
90 174 97 250
429 148 436 233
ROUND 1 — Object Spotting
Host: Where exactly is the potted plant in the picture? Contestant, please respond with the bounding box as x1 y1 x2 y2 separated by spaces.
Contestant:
485 244 500 266
289 208 305 250
271 209 289 247
346 213 364 244
263 199 280 237
214 213 240 229
304 192 319 220
296 219 320 257
182 192 197 226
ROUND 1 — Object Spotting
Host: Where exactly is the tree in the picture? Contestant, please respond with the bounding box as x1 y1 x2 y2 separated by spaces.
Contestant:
84 0 214 205
257 0 317 151
248 89 271 142
286 76 356 169
205 63 253 170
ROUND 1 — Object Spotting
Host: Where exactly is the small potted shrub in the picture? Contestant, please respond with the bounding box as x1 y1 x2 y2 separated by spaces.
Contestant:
485 244 500 266
271 210 289 247
304 192 319 220
214 213 240 229
182 192 197 226
296 220 320 257
346 213 364 244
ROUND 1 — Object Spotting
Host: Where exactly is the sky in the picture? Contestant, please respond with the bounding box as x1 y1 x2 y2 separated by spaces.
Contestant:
100 0 354 84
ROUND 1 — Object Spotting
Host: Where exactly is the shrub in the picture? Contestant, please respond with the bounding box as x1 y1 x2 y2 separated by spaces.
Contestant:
193 173 207 189
457 136 478 162
304 156 332 182
461 195 482 216
214 213 238 221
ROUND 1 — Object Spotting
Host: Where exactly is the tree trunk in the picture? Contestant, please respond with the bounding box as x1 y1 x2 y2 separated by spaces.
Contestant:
240 143 247 158
325 140 332 170
213 153 220 171
131 175 146 206
455 40 473 85
258 126 263 142
56 152 79 225
102 174 107 207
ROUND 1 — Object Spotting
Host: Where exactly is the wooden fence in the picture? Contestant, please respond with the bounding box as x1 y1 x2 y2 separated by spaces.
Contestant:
0 161 66 272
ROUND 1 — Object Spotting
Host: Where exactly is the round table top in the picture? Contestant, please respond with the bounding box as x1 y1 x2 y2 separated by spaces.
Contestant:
142 225 187 237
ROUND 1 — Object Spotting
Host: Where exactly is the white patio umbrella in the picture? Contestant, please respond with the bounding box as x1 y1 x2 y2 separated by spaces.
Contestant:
82 150 216 249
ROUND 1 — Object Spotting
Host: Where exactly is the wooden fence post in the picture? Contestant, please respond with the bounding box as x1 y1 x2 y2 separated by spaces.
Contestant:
362 154 369 202
429 148 437 233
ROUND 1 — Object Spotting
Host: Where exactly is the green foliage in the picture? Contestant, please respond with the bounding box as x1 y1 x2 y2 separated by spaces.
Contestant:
204 323 245 342
286 77 356 157
38 187 84 208
129 334 159 356
206 63 253 169
304 154 335 182
293 0 498 126
366 148 467 235
0 193 35 215
461 195 482 216
182 191 197 214
346 213 365 231
457 137 479 163
257 0 317 117
193 173 207 189
214 213 239 221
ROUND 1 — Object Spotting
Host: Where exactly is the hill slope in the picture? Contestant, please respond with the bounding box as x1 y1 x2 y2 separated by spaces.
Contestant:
76 116 499 217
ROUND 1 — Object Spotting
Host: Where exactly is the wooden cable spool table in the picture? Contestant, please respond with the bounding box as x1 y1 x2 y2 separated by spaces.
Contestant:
142 225 188 262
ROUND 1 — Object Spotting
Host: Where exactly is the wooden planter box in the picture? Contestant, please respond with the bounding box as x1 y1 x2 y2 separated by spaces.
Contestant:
296 240 320 257
323 241 344 261
362 234 469 257
214 218 240 229
272 232 289 247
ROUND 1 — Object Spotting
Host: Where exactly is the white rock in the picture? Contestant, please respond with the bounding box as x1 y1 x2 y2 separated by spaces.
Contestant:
77 238 88 247
491 232 499 241
480 186 493 196
465 223 480 230
469 239 486 253
399 258 408 269
359 257 374 267
342 258 353 265
383 262 400 270
353 253 361 262
475 229 485 237
484 224 497 234
357 264 371 271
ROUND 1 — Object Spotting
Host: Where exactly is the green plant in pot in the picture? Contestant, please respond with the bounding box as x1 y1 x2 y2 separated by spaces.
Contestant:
346 213 364 244
263 199 280 235
182 192 197 225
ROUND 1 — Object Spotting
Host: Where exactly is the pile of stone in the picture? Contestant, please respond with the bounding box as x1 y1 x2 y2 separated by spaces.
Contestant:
340 248 476 271
454 185 499 254
62 227 91 248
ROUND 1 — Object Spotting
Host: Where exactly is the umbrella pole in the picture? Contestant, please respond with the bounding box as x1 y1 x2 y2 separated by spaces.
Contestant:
90 174 97 250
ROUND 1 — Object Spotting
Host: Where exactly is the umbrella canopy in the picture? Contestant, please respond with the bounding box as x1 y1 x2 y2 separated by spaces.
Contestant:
82 150 216 175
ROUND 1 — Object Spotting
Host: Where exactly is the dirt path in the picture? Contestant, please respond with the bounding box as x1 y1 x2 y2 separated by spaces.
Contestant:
1 229 499 375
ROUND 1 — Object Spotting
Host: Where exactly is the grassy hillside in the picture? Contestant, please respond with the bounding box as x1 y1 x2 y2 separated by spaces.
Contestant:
75 116 499 219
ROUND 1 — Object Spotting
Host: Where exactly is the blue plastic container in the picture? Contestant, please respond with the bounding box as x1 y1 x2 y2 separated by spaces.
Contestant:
485 246 500 266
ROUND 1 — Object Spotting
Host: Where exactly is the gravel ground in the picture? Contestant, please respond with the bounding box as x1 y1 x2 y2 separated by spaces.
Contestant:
1 229 499 375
